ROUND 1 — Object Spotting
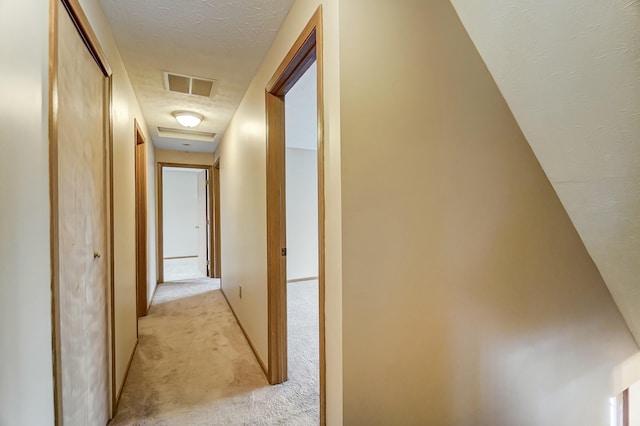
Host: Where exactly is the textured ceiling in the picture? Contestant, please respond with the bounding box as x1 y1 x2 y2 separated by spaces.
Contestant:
450 1 640 342
98 0 295 153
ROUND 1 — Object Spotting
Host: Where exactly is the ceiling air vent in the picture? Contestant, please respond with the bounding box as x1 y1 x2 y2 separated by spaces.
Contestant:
164 72 216 97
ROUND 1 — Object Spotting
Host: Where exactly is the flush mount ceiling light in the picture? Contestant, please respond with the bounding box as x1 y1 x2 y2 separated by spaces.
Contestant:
173 111 204 128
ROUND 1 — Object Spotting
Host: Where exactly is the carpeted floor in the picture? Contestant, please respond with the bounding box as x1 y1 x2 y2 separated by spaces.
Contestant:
163 258 206 282
109 278 319 425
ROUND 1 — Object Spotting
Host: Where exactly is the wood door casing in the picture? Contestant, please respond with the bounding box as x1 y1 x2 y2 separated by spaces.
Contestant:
197 170 208 276
135 123 148 317
157 163 214 283
265 6 326 424
213 162 221 278
57 4 110 424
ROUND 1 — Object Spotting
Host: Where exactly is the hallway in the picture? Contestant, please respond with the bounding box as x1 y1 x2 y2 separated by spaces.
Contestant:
110 278 318 425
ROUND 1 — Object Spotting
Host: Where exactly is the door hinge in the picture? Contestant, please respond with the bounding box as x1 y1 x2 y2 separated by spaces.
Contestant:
281 247 287 256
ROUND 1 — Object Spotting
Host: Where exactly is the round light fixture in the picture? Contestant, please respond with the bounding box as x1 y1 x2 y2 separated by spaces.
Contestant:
173 111 204 128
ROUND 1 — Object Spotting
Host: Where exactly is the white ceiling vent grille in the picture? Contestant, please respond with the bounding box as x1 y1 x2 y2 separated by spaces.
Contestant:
163 72 216 97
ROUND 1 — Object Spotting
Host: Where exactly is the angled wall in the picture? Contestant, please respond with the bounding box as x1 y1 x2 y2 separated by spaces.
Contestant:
339 1 637 424
449 0 640 345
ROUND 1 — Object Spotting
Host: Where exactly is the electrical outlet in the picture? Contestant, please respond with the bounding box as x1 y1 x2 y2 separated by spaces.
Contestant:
239 285 242 299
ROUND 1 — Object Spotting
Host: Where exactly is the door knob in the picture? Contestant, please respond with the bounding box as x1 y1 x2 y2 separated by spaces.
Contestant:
94 251 101 259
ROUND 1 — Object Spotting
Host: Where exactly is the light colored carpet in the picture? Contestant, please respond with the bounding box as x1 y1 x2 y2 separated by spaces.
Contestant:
163 258 206 282
109 278 319 425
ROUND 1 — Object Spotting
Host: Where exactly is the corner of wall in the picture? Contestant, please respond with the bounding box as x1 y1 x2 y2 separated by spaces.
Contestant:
0 0 54 424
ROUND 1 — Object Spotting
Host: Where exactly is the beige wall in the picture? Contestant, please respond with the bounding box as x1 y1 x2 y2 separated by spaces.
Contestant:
78 0 155 397
449 0 640 352
215 0 343 423
156 149 215 166
339 1 637 425
0 0 54 424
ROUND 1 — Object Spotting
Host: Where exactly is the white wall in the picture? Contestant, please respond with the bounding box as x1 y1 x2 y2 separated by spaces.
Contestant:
0 0 54 424
215 1 343 423
78 0 154 397
612 354 640 425
285 62 319 280
285 62 318 151
163 169 199 258
338 1 637 424
285 148 318 280
630 381 640 426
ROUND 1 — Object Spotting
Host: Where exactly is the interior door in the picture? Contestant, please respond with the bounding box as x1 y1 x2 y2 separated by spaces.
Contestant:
57 3 110 424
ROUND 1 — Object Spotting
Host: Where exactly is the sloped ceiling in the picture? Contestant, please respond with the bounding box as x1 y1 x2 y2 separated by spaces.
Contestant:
449 1 640 342
98 0 295 152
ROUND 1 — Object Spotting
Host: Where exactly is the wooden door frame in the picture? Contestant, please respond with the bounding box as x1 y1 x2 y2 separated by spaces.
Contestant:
49 0 116 421
212 160 222 278
157 162 215 284
135 120 148 318
265 6 326 424
623 388 629 426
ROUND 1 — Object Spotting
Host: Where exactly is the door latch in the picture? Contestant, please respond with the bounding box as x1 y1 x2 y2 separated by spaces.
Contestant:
281 247 287 256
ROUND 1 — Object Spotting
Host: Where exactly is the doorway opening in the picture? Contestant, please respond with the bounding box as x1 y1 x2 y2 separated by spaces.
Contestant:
265 6 325 425
157 163 214 283
285 59 319 418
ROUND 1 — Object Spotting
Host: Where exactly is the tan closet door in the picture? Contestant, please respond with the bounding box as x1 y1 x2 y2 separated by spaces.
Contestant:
57 4 109 425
